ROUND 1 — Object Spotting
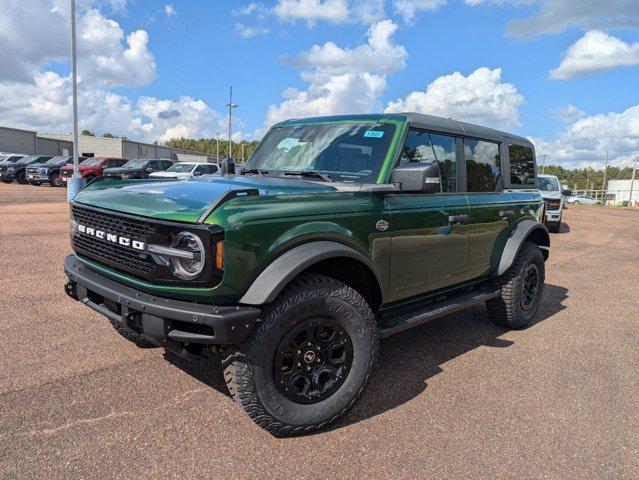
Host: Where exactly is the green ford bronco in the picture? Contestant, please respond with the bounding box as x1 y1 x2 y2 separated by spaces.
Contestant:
64 113 548 436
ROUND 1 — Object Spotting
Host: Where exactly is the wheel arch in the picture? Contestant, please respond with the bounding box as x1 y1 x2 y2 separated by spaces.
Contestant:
496 220 550 276
239 241 384 310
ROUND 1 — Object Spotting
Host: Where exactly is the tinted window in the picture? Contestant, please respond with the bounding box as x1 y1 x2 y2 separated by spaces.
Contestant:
194 165 205 174
465 140 501 192
206 164 218 174
508 145 535 186
400 129 457 192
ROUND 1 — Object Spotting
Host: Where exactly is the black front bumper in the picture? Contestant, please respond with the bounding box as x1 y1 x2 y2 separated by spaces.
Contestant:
64 254 260 347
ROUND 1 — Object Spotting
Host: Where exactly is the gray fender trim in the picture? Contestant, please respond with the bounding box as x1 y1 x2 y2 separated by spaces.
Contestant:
239 241 381 306
497 220 550 275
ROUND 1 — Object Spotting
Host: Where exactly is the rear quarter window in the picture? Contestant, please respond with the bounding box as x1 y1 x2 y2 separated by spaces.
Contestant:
508 144 536 186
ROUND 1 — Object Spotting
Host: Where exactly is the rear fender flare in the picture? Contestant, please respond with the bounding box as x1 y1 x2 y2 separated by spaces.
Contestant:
497 220 550 276
239 241 381 306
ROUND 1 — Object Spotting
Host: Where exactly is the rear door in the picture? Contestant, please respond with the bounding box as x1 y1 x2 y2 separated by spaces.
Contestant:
463 138 514 277
387 129 469 302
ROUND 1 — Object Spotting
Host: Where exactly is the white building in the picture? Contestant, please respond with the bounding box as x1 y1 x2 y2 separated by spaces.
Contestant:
606 179 639 206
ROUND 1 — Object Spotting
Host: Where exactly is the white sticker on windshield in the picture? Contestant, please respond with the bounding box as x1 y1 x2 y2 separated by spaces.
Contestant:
363 130 384 138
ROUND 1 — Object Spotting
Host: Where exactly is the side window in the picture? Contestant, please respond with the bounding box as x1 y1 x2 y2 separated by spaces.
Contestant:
508 144 535 186
400 129 457 192
147 161 158 170
195 165 205 174
207 164 218 174
464 139 501 192
162 161 172 170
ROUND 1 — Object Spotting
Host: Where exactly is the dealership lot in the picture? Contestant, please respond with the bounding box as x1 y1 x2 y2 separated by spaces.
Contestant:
1 184 638 479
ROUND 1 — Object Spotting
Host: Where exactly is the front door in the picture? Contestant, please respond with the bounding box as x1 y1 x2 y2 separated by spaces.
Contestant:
387 129 469 302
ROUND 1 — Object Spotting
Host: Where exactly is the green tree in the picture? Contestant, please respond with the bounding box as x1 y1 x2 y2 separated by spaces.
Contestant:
103 133 116 138
81 129 95 136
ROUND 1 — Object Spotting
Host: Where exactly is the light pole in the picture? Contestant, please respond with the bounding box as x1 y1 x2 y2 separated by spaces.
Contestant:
601 151 609 203
224 86 238 159
67 0 83 201
241 142 244 162
215 131 221 161
541 154 548 174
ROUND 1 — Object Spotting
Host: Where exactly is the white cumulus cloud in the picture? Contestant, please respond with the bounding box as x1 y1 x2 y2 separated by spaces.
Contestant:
529 104 639 169
286 19 407 75
265 20 406 128
553 104 585 122
385 67 525 129
164 3 176 17
550 30 639 79
393 0 447 23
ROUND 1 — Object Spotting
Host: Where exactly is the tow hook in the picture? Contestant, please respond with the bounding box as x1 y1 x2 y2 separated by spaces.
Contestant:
65 282 78 300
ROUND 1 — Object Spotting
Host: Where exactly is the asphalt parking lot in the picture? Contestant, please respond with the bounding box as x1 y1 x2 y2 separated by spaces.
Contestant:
1 183 638 479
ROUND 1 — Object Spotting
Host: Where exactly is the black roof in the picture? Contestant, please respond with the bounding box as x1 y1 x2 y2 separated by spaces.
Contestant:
403 112 530 144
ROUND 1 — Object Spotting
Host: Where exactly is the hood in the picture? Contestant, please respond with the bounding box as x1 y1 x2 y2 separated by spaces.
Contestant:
149 171 191 179
74 174 337 222
541 191 562 200
104 167 145 175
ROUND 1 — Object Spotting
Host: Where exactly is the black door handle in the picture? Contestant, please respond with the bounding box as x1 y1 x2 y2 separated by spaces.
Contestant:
499 210 515 218
448 214 468 224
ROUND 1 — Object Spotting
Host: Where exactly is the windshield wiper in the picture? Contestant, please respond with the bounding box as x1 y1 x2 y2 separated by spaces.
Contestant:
239 168 269 176
283 170 332 182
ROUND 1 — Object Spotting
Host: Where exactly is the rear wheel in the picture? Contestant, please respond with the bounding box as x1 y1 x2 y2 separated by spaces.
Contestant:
487 242 545 329
1 179 12 184
224 273 378 437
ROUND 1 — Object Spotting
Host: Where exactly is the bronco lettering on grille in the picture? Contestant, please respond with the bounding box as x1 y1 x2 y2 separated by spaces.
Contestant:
77 224 145 251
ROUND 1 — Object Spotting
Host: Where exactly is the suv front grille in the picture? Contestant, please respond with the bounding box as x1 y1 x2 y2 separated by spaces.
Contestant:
544 199 561 211
71 205 158 276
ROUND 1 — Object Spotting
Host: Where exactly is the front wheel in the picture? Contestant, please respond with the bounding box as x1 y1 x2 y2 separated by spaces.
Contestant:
16 172 28 184
29 182 42 186
487 242 545 329
224 273 379 437
50 174 63 187
1 179 12 184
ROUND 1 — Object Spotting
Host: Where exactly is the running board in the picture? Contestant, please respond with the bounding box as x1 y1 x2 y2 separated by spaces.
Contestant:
378 289 500 339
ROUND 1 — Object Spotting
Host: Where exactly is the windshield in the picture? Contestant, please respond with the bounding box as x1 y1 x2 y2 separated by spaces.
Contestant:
121 159 148 169
166 163 196 172
538 177 559 191
246 123 397 183
80 158 103 167
44 156 72 166
17 155 39 165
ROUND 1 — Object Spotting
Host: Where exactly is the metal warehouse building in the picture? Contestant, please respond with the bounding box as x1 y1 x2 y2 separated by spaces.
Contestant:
1 125 210 162
606 179 639 206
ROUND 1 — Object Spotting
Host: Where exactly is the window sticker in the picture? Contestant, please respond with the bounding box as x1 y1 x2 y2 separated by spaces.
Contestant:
363 130 384 138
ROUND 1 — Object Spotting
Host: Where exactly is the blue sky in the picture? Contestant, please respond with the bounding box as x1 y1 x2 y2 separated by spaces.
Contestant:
2 0 639 168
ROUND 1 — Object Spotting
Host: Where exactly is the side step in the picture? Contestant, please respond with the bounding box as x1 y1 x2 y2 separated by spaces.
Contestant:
378 289 500 339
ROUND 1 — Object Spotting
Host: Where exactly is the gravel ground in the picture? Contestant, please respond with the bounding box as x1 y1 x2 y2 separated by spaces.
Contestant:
1 185 638 479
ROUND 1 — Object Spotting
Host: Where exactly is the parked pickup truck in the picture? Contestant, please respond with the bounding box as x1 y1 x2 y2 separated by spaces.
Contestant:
102 158 173 179
26 156 89 187
60 157 129 184
64 113 549 436
0 155 51 184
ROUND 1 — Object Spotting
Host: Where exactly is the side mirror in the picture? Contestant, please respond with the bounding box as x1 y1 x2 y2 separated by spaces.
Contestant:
145 167 153 173
219 157 235 175
193 171 202 177
391 162 441 193
562 189 572 197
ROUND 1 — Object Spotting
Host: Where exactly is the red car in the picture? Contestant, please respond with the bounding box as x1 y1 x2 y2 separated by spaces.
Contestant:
60 157 128 183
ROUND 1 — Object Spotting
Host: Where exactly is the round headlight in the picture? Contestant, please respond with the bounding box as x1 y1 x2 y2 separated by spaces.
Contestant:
170 232 206 280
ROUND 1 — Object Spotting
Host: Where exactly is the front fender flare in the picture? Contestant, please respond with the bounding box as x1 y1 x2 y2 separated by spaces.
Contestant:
239 241 381 306
497 220 550 276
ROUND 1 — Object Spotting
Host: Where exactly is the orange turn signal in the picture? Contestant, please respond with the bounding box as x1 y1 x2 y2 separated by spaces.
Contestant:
215 241 224 270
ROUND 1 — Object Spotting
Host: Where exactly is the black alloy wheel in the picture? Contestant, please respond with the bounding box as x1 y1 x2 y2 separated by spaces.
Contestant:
274 318 353 404
519 263 540 310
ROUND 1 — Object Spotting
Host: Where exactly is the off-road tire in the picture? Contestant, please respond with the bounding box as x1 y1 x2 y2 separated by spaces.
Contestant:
107 317 157 348
548 222 560 233
486 242 545 329
16 172 28 184
223 273 379 437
